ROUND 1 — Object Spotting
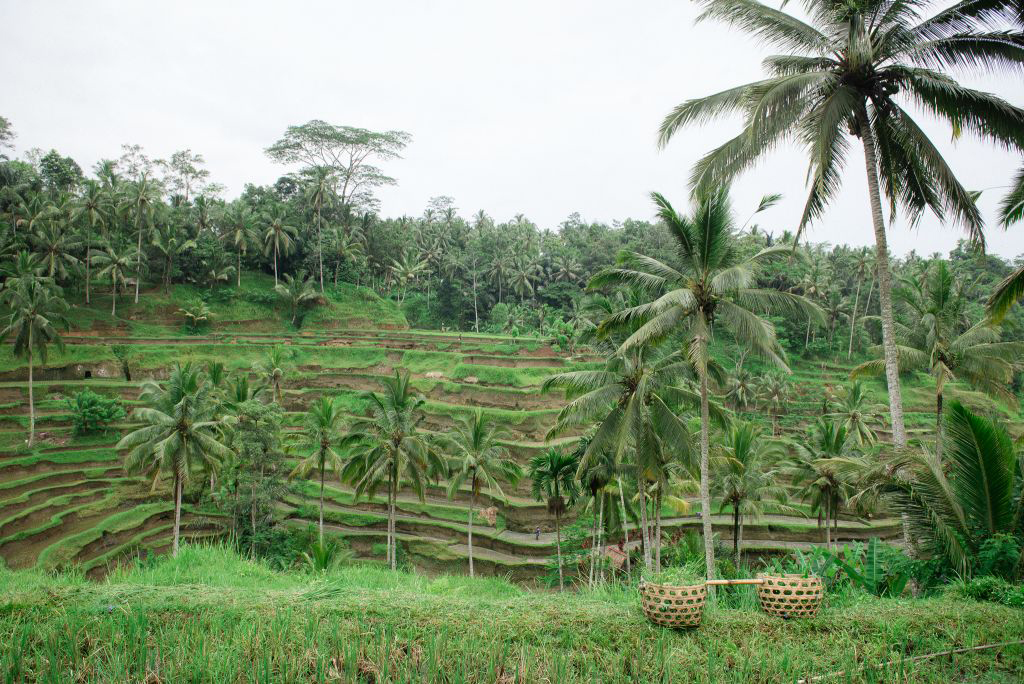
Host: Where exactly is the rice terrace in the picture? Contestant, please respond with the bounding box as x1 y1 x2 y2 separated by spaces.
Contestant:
2 1 1024 682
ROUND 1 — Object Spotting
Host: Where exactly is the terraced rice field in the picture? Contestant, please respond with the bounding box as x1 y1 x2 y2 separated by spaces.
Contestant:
2 281 1018 580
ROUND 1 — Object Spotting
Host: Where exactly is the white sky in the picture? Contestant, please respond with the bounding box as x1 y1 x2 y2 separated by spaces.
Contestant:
2 0 1022 259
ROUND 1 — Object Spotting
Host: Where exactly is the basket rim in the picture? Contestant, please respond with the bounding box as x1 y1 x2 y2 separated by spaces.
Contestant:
641 580 708 592
755 573 823 581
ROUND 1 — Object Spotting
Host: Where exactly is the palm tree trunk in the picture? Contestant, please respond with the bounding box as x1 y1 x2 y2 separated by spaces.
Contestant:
210 472 215 495
555 509 564 590
85 227 91 304
173 472 182 557
134 221 143 304
273 241 279 286
858 112 907 449
805 319 811 349
596 496 605 584
864 276 875 318
318 461 325 545
237 250 241 287
618 479 631 575
111 282 117 317
27 346 34 447
589 501 598 588
472 271 479 333
317 209 325 293
468 484 476 578
637 485 652 571
848 278 862 359
935 387 944 462
699 371 715 582
737 514 744 566
389 469 397 571
824 498 831 549
655 491 662 573
733 507 740 556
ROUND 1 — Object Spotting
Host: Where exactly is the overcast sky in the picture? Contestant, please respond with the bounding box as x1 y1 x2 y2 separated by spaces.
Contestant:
2 1 1022 259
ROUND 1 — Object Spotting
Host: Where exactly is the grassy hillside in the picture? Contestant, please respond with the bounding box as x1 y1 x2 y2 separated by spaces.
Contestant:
0 273 1020 579
2 546 1022 683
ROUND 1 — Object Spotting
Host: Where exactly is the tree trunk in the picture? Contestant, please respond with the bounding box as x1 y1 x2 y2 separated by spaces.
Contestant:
699 371 715 582
85 227 91 304
318 460 325 545
637 485 652 571
27 347 34 447
134 219 142 304
805 318 811 349
468 480 476 578
618 479 631 575
472 271 479 333
864 276 875 320
824 496 831 549
210 472 215 495
858 112 907 449
737 515 744 567
733 507 740 556
555 509 564 590
848 277 862 359
273 241 279 286
173 472 182 557
655 491 662 573
589 500 598 588
389 469 397 571
317 210 325 293
237 250 241 288
596 495 605 584
935 387 944 462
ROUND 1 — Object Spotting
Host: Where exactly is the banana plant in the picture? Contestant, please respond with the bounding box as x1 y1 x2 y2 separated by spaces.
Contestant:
832 538 910 597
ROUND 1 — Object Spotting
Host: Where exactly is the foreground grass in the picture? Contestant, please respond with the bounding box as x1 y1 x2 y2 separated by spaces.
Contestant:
1 547 1022 682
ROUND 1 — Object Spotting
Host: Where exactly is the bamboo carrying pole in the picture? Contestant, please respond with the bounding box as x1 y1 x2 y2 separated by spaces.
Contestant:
704 578 765 586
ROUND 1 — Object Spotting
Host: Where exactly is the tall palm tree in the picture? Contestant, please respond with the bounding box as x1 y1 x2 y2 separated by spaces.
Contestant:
262 205 298 286
289 397 346 544
91 245 138 317
388 251 427 304
528 447 579 590
118 363 232 556
542 341 701 572
854 261 1023 459
0 279 69 447
304 166 335 292
847 249 873 359
988 165 1024 322
441 409 522 577
150 222 195 292
74 180 111 304
660 0 1024 450
331 226 365 288
220 203 255 288
712 421 790 562
124 174 159 304
758 372 791 436
784 419 855 549
30 222 81 282
274 271 319 327
590 189 820 580
486 255 511 303
342 370 444 570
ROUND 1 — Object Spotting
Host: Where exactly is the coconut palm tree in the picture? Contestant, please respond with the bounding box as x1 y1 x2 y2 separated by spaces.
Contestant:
118 363 232 556
91 245 138 317
784 419 855 549
274 271 319 327
828 380 883 446
441 409 522 577
220 203 256 288
30 222 81 282
303 166 336 292
486 255 511 303
389 250 427 304
590 189 820 580
342 370 444 570
74 180 111 304
150 222 195 292
712 421 790 562
262 205 298 286
331 226 364 288
988 166 1024 322
290 397 346 544
177 302 213 331
758 373 791 436
854 261 1023 459
659 0 1024 450
0 279 69 446
254 346 287 404
123 174 159 304
847 249 873 359
528 447 579 590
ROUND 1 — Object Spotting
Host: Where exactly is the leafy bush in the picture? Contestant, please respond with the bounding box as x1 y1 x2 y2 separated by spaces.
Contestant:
976 534 1022 581
831 538 911 597
960 575 1024 608
65 389 125 435
302 538 354 572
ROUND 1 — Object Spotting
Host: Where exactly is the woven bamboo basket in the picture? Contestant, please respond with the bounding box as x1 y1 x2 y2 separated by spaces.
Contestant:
639 581 707 628
756 574 823 618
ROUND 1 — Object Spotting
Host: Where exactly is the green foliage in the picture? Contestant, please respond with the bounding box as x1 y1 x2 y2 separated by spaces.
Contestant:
976 534 1022 581
959 576 1024 608
831 538 911 598
64 388 125 434
302 537 355 573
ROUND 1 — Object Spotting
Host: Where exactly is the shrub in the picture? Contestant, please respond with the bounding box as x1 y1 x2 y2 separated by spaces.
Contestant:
960 575 1024 608
976 534 1022 581
65 389 125 435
